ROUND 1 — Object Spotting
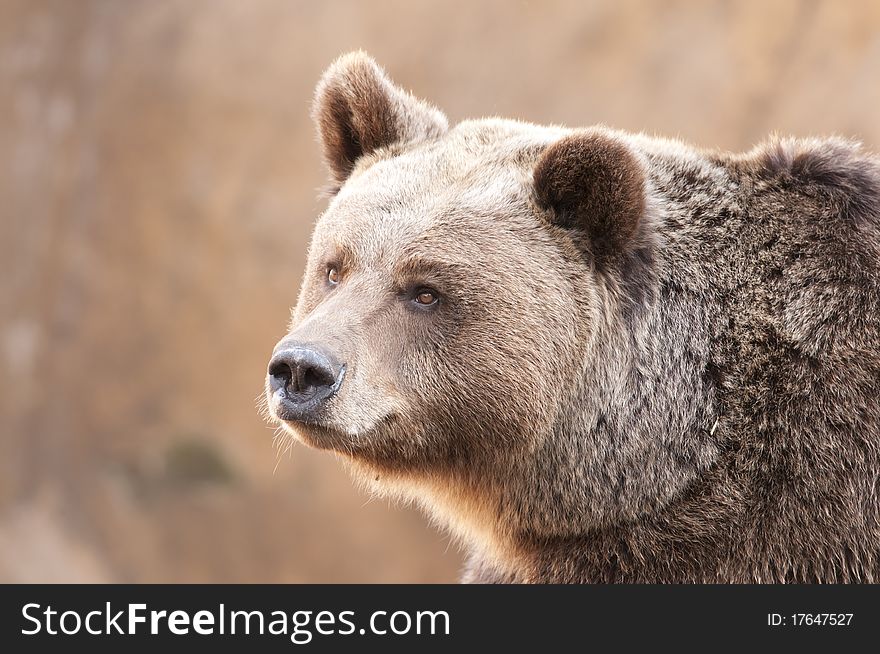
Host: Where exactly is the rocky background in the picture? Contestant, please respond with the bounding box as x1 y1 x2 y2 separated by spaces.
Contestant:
1 0 879 582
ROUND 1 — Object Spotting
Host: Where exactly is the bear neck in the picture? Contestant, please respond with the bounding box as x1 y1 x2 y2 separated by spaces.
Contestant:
471 243 725 578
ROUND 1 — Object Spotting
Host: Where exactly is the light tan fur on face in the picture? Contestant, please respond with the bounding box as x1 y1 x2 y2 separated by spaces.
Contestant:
272 116 591 538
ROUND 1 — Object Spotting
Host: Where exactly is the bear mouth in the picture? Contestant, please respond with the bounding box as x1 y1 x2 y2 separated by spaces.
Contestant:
281 420 347 452
274 411 400 458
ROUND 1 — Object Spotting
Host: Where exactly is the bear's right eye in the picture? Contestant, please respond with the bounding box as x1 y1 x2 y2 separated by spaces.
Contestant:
327 266 340 286
410 286 440 309
415 290 437 305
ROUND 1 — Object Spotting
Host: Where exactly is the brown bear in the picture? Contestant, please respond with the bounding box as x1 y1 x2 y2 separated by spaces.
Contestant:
265 52 880 583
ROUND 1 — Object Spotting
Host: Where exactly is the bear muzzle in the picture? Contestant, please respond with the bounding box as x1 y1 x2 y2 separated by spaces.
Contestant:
267 343 346 424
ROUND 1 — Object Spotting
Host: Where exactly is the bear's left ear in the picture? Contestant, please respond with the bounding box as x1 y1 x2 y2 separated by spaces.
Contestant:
534 130 646 261
313 52 448 189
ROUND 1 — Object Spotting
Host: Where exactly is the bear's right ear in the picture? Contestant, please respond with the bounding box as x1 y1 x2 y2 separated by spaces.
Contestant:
533 130 646 262
313 52 448 189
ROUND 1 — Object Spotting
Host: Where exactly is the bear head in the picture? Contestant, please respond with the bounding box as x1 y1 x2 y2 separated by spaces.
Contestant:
265 53 701 554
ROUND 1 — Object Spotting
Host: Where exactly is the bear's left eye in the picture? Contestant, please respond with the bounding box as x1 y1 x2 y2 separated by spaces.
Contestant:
327 266 340 286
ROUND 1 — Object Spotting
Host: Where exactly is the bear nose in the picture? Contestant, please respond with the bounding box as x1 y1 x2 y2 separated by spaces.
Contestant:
267 345 345 420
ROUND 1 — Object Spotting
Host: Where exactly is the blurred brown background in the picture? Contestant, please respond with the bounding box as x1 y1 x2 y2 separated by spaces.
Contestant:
1 0 878 582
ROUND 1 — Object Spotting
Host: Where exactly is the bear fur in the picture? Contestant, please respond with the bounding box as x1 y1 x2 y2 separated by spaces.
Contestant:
267 52 880 583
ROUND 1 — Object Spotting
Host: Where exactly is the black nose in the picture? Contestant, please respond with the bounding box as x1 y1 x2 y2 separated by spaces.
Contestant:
268 345 345 420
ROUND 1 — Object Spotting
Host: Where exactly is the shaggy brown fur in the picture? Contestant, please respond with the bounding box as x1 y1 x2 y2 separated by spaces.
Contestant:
266 52 880 583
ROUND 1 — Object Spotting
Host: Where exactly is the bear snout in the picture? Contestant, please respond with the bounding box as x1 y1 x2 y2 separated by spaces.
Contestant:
267 343 346 423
